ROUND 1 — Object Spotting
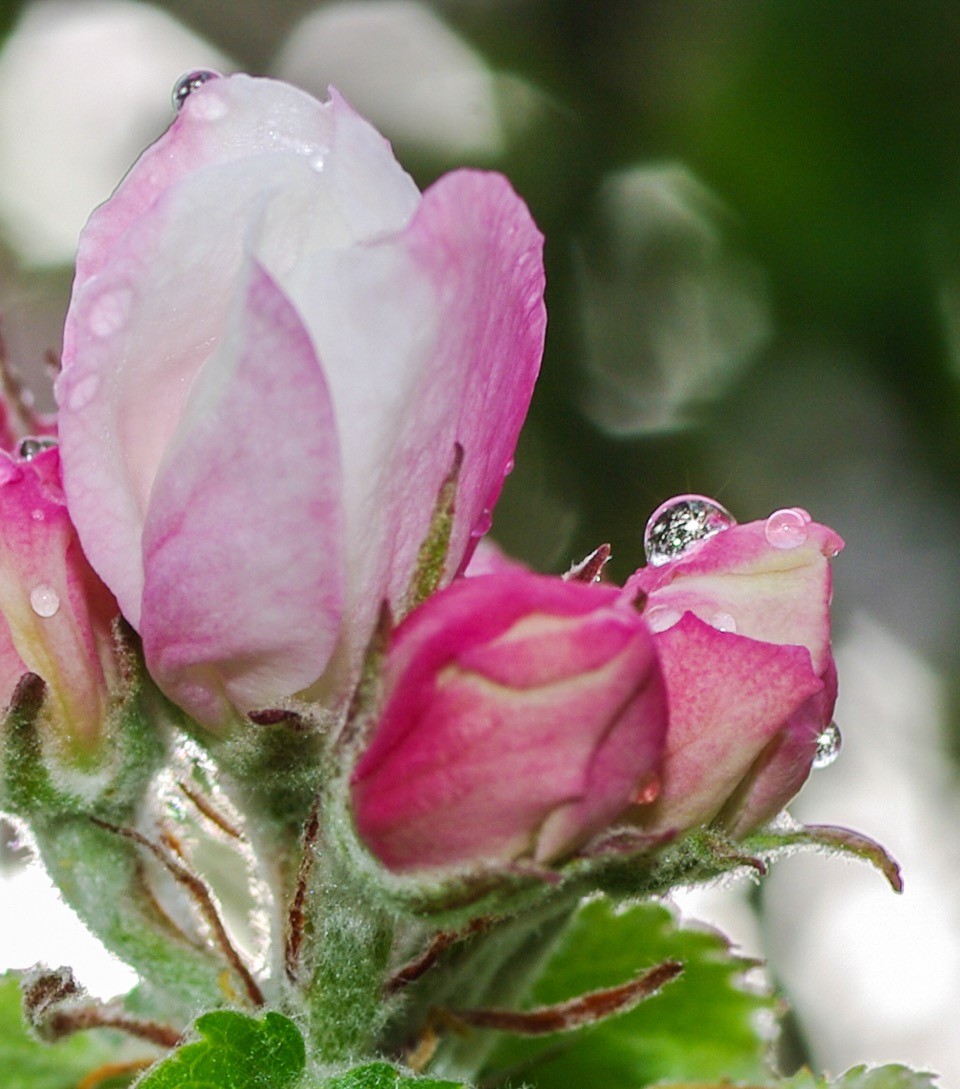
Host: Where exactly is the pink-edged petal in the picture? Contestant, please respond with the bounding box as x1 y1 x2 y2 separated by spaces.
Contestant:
57 82 418 626
720 660 838 835
140 261 344 728
0 450 116 744
637 613 824 833
285 169 545 676
74 77 418 289
629 519 842 675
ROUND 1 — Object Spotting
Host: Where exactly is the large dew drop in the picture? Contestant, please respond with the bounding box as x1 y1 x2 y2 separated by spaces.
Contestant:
172 69 221 112
813 721 842 769
644 494 736 567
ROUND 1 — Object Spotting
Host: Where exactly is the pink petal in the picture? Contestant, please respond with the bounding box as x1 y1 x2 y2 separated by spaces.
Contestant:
629 518 842 675
637 613 824 833
56 80 418 627
284 169 545 677
140 261 344 728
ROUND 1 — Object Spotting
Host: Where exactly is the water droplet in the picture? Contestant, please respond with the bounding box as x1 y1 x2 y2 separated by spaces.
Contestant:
813 721 842 769
88 286 133 337
647 606 682 633
17 436 57 460
764 508 809 550
309 153 326 173
634 774 661 805
643 495 736 567
710 611 737 633
172 69 221 112
31 509 44 522
67 375 100 412
30 584 60 618
472 508 493 537
503 457 515 476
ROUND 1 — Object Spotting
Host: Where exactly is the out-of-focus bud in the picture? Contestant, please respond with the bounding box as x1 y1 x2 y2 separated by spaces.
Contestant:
350 571 667 873
0 444 119 759
627 496 843 837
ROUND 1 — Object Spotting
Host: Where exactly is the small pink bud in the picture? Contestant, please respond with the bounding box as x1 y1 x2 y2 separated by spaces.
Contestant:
351 571 667 873
0 445 119 754
627 498 844 837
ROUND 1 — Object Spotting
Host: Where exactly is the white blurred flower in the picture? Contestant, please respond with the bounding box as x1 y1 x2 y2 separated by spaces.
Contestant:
578 163 770 436
0 0 230 265
274 0 538 160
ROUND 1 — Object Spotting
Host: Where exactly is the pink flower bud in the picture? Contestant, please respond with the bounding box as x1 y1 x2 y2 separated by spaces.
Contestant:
0 445 119 754
351 572 667 873
627 498 844 837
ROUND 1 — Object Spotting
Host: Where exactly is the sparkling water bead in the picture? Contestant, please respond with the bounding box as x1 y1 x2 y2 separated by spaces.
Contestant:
643 495 737 566
813 721 842 769
17 437 57 460
172 70 221 112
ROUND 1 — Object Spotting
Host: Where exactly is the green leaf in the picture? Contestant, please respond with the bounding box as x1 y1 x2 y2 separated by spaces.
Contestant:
480 898 773 1088
786 1064 939 1089
0 971 125 1089
136 1011 305 1089
322 1061 465 1089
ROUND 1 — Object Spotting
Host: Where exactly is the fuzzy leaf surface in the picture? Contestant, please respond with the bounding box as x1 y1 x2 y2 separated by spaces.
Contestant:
481 898 772 1087
322 1061 465 1089
0 972 126 1089
135 1010 304 1089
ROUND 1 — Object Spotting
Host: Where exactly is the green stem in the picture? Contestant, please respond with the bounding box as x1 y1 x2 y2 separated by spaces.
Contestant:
33 816 227 1018
304 845 395 1062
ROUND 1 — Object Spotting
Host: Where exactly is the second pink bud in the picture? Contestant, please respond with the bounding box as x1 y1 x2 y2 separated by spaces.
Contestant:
350 571 667 873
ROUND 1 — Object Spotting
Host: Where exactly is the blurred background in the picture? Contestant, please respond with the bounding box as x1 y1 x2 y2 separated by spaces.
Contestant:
0 0 957 1082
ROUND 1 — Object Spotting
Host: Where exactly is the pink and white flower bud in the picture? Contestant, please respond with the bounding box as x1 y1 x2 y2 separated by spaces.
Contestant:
351 571 667 873
54 74 545 729
0 445 119 754
626 501 843 837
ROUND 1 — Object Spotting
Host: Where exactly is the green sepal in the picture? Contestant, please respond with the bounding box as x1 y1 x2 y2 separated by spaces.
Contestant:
320 1061 466 1089
741 820 903 892
1 622 171 823
402 443 464 616
133 1010 305 1089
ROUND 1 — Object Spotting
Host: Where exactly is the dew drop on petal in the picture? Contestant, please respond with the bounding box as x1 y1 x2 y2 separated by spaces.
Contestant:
31 509 44 522
309 153 326 173
504 457 515 476
172 69 221 112
471 508 493 537
647 606 682 633
67 375 100 412
17 437 58 460
812 721 842 769
88 287 133 338
710 611 737 633
764 507 809 550
643 494 736 566
30 584 60 618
